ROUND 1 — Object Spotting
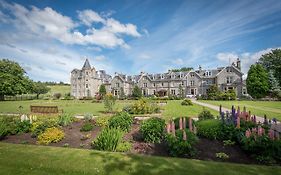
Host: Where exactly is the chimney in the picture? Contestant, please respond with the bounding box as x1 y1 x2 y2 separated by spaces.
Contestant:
236 58 241 70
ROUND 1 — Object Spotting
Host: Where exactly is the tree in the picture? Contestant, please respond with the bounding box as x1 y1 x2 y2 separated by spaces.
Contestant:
178 84 185 98
246 64 269 99
32 82 50 99
171 67 193 72
104 93 116 113
259 49 281 86
99 84 106 97
206 85 220 100
119 87 126 100
268 70 280 97
132 86 142 99
0 59 33 101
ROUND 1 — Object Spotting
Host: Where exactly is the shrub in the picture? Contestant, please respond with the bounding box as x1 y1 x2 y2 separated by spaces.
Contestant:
95 116 111 128
198 109 214 121
53 93 62 99
181 99 193 106
116 141 132 152
58 113 73 126
84 113 93 121
196 119 222 140
104 93 116 112
1 117 31 135
223 140 235 146
80 122 94 132
31 118 59 137
140 117 165 143
0 120 8 139
166 129 198 157
108 112 133 132
92 128 124 151
37 127 64 145
124 98 160 114
14 120 31 134
216 152 229 159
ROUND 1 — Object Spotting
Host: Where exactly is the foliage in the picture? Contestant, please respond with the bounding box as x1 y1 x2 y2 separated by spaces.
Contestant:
170 67 193 72
216 152 229 159
196 119 222 140
246 64 269 99
58 113 73 126
80 122 94 132
166 129 198 157
0 117 31 135
259 49 281 87
123 98 160 114
0 120 8 139
119 87 126 100
140 117 166 143
179 84 185 98
181 99 193 106
0 59 33 101
108 112 133 132
198 109 214 121
173 117 189 130
92 127 124 151
31 118 59 137
268 70 280 97
95 116 111 128
132 86 142 99
14 120 31 134
116 141 132 152
99 84 107 97
53 93 62 99
223 140 235 146
32 82 50 99
104 93 116 112
206 85 220 100
84 113 93 121
219 90 236 100
37 127 64 145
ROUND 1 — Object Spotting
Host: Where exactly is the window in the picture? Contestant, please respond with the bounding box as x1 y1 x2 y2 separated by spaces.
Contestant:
190 80 194 86
153 90 156 95
86 84 88 88
86 79 88 81
143 83 147 87
153 83 156 87
227 67 232 73
86 72 88 75
114 90 118 96
116 83 120 87
181 81 184 86
161 74 164 79
191 73 194 77
171 89 176 95
205 71 211 76
226 77 233 84
162 82 164 87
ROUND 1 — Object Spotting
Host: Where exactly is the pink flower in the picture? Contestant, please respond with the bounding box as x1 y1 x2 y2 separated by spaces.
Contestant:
189 118 193 132
245 129 251 138
183 130 187 141
166 121 171 134
268 129 275 140
183 117 186 129
171 121 176 137
179 118 183 130
257 126 264 136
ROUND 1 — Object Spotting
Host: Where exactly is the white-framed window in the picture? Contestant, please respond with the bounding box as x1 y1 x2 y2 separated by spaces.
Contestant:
171 89 176 95
190 80 195 86
181 81 184 86
116 83 120 87
114 90 118 96
227 67 232 73
161 74 164 79
205 71 211 76
86 84 88 88
191 73 195 77
143 83 147 87
162 82 164 87
153 83 156 87
226 77 233 84
153 90 156 95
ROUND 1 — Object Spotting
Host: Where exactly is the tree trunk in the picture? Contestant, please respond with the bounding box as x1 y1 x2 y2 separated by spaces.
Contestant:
37 94 39 99
0 94 4 101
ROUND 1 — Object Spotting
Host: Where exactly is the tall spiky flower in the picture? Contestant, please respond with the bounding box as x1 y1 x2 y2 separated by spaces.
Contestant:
189 118 193 132
166 121 171 134
171 121 176 137
183 117 186 129
183 130 187 141
179 117 183 130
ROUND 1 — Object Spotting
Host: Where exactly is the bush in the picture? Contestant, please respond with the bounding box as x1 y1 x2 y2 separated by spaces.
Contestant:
80 122 94 132
140 117 165 143
1 117 31 135
53 93 62 99
198 109 214 121
92 128 124 151
37 127 64 145
31 118 59 137
124 98 160 114
166 129 198 157
108 112 133 132
58 113 73 126
216 152 229 159
0 120 8 139
104 93 116 113
196 119 222 140
95 116 111 128
116 141 132 152
14 120 31 134
181 99 193 106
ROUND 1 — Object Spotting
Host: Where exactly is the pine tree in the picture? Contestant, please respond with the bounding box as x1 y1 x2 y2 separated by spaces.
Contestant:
268 70 280 97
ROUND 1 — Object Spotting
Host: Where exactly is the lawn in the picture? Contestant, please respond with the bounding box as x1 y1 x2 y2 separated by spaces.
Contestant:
47 85 71 96
0 142 280 175
0 100 131 116
198 100 281 120
163 100 218 120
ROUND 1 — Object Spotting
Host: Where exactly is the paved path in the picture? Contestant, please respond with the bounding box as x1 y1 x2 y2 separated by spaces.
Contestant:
191 99 281 132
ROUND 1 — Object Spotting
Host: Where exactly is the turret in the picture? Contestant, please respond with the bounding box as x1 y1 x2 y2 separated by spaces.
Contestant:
236 58 241 70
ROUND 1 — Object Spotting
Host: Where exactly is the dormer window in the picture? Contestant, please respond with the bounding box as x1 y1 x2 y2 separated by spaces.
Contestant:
191 73 195 77
161 74 164 79
205 71 211 76
143 83 147 87
226 77 233 84
227 67 232 73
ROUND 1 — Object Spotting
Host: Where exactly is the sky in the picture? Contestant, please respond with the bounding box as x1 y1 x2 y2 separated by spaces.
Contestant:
0 0 281 83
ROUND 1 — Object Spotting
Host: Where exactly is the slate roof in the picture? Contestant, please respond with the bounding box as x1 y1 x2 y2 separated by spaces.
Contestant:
82 59 91 69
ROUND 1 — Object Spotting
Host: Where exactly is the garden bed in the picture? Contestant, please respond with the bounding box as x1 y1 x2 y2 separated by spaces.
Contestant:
1 118 260 165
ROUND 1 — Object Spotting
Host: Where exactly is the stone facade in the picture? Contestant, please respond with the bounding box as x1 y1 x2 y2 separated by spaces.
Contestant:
71 59 247 99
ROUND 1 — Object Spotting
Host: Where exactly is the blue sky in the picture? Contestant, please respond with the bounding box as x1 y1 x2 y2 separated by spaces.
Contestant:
0 0 281 83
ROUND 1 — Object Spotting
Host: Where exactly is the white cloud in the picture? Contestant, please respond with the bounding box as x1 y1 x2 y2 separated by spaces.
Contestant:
94 55 106 61
0 1 140 49
216 52 239 64
139 53 151 59
172 58 184 65
77 9 105 26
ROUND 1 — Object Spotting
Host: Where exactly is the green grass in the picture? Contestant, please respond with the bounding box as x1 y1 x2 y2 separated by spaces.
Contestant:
0 100 130 116
198 100 281 120
47 85 71 96
163 100 218 120
0 142 280 175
